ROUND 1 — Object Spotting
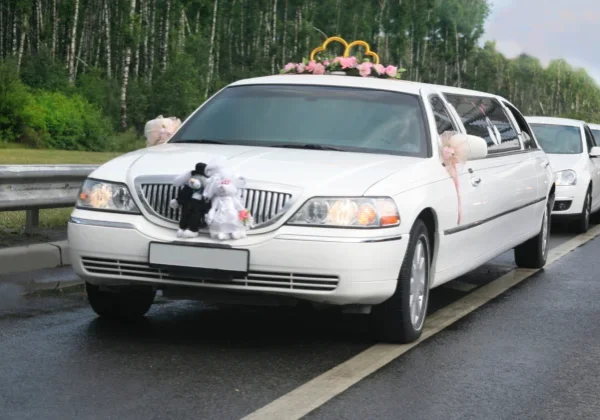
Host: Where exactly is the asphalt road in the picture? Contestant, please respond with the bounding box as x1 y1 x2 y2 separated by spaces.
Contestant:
0 223 597 420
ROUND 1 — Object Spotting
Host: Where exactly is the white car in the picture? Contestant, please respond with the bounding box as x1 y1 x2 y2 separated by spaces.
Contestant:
68 75 554 344
526 116 600 233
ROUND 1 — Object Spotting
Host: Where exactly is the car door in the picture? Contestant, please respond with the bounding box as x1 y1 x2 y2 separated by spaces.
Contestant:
442 92 540 255
420 89 490 276
502 101 552 214
583 124 600 211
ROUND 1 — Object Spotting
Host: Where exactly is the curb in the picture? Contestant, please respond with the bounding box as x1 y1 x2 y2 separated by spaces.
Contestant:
0 240 71 276
0 241 83 294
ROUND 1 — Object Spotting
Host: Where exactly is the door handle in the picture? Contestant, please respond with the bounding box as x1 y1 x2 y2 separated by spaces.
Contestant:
470 176 482 186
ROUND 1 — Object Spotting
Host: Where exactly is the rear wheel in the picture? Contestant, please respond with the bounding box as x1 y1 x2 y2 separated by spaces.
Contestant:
371 219 431 344
514 198 551 269
572 188 592 234
86 283 156 319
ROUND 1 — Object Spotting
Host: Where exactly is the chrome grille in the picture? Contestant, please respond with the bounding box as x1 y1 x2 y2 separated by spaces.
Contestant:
81 257 339 291
140 184 293 227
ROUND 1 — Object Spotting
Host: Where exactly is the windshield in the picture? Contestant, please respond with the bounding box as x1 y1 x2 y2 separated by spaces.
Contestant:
170 84 429 157
529 123 583 154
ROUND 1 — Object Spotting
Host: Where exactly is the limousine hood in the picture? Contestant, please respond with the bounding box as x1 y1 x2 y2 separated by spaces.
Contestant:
91 143 424 196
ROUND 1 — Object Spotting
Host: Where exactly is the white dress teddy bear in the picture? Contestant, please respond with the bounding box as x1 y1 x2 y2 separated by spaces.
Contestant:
204 173 253 240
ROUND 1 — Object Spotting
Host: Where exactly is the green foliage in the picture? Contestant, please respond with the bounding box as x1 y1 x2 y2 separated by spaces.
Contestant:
19 48 69 91
22 91 113 150
0 60 34 144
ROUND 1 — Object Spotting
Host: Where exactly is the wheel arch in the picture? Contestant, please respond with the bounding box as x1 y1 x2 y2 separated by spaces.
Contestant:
415 208 438 277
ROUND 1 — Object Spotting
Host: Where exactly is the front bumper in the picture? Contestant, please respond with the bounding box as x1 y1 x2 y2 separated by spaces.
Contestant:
551 184 586 216
68 209 407 306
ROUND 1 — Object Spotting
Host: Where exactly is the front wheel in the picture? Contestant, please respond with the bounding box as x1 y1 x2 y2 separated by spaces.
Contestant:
572 189 591 234
371 219 431 344
514 198 551 269
86 283 156 320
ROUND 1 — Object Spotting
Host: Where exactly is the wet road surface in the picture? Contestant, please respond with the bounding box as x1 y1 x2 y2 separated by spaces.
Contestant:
0 225 596 419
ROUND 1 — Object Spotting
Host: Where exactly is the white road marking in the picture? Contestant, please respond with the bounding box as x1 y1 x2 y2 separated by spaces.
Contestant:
241 225 600 420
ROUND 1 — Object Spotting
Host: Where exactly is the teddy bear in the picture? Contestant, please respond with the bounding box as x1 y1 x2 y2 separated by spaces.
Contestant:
144 115 182 147
204 173 253 240
169 162 212 238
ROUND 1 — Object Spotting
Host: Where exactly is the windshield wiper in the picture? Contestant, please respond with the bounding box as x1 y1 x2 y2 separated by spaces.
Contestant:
268 143 344 151
173 139 227 144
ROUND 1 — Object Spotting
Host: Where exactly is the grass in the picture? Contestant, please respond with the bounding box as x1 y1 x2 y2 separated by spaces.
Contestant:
0 147 122 164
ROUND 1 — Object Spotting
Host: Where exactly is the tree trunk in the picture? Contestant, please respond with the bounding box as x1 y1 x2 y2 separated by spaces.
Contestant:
455 30 461 87
281 0 288 65
204 0 219 98
103 0 112 78
68 0 80 85
51 0 58 58
148 0 156 81
121 0 137 130
17 15 28 72
12 10 17 56
161 0 170 72
271 0 277 74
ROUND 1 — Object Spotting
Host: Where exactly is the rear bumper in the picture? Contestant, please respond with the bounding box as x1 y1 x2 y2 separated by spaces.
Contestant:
68 210 407 305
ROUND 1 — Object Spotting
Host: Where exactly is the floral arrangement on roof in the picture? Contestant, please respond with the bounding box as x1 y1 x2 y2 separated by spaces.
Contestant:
280 36 406 80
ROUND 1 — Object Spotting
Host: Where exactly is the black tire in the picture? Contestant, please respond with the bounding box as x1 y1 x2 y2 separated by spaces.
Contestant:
86 282 156 319
514 197 551 269
370 219 431 344
572 188 591 234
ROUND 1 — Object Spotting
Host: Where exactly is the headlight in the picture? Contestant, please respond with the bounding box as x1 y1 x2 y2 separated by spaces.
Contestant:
287 197 400 228
555 170 577 186
76 179 140 214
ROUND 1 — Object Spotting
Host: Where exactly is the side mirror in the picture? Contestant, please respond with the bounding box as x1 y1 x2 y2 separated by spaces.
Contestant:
590 146 600 158
464 135 488 160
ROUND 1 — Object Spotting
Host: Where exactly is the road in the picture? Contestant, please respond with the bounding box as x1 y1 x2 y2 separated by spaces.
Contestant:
1 222 599 420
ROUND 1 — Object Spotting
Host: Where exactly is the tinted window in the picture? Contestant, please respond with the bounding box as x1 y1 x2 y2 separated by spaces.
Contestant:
529 124 583 154
584 126 597 151
429 95 456 135
172 85 429 157
503 102 537 149
443 94 521 153
592 129 600 146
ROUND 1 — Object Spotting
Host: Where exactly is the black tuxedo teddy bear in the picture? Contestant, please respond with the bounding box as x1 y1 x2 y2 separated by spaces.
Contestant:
169 162 212 238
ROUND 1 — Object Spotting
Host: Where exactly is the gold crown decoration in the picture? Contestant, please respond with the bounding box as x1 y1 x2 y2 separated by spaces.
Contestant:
309 37 380 64
280 36 405 79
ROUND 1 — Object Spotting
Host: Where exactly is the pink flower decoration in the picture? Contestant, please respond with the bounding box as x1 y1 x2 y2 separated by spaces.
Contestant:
283 63 296 73
239 209 249 220
339 57 357 69
323 60 330 67
313 63 326 75
385 65 398 78
442 146 455 161
357 62 373 77
296 63 306 73
332 57 342 63
373 64 386 75
306 60 318 73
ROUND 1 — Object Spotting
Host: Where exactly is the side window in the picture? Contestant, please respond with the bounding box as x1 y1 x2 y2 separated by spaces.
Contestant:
584 125 596 152
443 94 521 154
429 95 456 135
503 102 538 150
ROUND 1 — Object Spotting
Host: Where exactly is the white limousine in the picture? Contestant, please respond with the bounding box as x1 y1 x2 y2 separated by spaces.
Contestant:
68 75 555 343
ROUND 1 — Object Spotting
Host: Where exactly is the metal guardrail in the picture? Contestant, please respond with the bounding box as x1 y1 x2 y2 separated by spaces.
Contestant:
0 165 99 233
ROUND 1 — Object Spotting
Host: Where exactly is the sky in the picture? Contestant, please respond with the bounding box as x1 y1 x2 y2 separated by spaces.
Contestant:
482 0 600 83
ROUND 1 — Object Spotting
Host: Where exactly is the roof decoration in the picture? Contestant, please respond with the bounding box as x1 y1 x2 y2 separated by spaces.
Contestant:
280 36 406 80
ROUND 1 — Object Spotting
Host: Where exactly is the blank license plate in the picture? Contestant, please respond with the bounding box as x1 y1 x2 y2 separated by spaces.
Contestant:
148 242 249 276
